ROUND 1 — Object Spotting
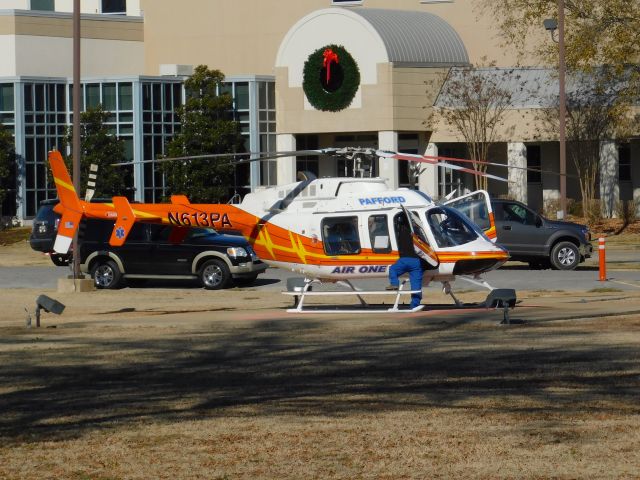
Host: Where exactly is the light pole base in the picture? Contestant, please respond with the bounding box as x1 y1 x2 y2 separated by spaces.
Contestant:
57 278 95 293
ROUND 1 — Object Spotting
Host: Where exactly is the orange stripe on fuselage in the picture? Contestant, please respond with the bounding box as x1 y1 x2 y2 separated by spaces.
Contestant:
78 200 508 267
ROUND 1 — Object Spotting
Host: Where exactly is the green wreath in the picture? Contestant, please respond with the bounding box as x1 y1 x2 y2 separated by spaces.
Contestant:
303 44 360 112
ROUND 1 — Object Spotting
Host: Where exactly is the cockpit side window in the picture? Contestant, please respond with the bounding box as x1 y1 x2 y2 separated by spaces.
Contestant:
321 216 361 255
426 207 479 248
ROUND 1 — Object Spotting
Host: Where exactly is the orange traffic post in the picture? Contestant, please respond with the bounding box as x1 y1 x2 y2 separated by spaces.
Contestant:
598 237 606 281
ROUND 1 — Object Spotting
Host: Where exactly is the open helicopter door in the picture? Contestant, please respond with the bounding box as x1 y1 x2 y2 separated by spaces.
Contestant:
443 190 497 242
400 205 439 268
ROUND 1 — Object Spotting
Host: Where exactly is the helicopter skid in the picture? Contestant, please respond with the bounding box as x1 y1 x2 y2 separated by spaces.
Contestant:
283 278 423 313
285 303 425 314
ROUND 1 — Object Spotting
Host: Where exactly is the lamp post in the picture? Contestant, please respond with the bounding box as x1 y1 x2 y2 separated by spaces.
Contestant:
544 0 567 220
72 0 82 279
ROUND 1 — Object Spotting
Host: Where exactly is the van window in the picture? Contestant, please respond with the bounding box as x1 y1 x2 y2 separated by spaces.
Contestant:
126 223 149 242
82 219 115 242
322 216 360 255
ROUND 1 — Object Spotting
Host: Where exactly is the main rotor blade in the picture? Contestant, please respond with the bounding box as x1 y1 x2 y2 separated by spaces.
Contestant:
422 155 579 179
381 150 578 180
383 151 508 183
231 149 338 165
111 149 338 167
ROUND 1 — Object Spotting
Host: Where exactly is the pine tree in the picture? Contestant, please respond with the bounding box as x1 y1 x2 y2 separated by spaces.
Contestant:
162 65 243 203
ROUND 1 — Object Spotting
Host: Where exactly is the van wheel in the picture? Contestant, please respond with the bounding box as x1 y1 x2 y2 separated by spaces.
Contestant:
199 259 231 290
91 260 122 289
550 242 579 270
50 254 70 267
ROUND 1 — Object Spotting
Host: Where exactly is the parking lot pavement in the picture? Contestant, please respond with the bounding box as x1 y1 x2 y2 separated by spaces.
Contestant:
2 262 638 293
1 242 638 292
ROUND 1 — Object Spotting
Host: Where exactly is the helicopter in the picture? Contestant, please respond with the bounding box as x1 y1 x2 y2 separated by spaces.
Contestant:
48 147 515 315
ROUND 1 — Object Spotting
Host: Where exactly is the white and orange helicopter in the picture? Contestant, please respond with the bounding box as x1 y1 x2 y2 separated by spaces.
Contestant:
49 147 517 316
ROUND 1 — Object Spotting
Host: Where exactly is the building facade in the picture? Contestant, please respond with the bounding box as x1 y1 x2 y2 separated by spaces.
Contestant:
1 0 638 220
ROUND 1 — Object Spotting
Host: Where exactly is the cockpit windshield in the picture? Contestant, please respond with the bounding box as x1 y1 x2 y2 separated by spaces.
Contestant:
426 207 480 248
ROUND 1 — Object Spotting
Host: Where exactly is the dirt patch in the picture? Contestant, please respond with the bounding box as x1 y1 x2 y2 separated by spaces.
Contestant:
0 286 639 479
0 240 53 267
0 227 30 246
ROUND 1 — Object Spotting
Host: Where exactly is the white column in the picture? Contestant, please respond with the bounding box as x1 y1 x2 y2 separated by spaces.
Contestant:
600 140 619 218
418 142 439 198
276 133 297 185
507 142 527 203
378 131 399 189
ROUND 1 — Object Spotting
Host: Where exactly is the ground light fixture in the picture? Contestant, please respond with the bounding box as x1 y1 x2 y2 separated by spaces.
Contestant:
25 295 66 328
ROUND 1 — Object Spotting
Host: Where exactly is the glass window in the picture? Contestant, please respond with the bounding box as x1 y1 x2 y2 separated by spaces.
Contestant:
85 84 100 109
163 84 172 111
103 83 117 111
126 222 148 242
446 192 491 231
35 84 44 111
173 83 182 109
24 84 33 111
322 216 361 255
368 215 390 253
526 145 541 183
56 84 66 111
152 84 161 110
258 82 266 110
0 84 13 112
235 83 249 110
501 202 537 225
267 82 275 110
619 144 631 182
426 207 479 248
102 0 126 14
142 84 152 110
31 0 54 11
118 83 133 110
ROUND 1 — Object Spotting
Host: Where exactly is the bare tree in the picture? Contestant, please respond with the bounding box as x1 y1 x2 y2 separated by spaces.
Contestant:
433 63 517 191
537 69 633 219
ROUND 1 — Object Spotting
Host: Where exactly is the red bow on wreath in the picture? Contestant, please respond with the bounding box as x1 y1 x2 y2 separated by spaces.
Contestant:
322 48 339 84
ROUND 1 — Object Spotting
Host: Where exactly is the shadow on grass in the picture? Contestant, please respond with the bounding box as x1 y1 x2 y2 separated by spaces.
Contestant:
0 313 638 442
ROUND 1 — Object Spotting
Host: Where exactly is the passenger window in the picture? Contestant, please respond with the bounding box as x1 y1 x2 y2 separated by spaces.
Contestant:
322 216 361 255
149 225 172 242
81 219 114 241
368 214 390 253
504 203 536 225
126 223 148 242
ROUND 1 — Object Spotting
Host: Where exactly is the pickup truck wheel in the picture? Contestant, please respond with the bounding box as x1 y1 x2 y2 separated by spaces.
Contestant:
91 260 122 289
550 241 579 270
199 259 231 290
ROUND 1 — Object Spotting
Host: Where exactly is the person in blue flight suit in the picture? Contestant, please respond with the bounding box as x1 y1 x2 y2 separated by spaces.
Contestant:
386 215 423 308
